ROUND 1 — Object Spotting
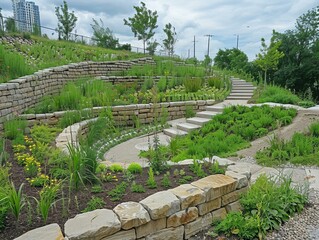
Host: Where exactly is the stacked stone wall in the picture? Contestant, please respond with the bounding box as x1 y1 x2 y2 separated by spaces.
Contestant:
0 57 154 129
16 173 250 240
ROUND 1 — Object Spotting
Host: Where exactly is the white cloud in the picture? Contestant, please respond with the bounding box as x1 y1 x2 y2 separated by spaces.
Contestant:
1 0 318 60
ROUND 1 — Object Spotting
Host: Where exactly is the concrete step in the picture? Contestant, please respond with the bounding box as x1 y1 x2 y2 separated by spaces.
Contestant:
232 86 256 90
205 105 224 112
228 93 254 98
196 111 220 119
186 117 211 126
231 89 255 93
163 128 188 137
176 122 201 132
226 96 252 100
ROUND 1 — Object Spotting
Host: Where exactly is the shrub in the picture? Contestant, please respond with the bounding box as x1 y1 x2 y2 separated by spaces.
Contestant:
161 172 171 188
183 78 203 93
82 196 105 212
109 164 124 173
207 76 223 89
31 125 61 144
127 162 142 174
108 182 128 201
147 168 157 189
185 105 195 118
131 181 146 193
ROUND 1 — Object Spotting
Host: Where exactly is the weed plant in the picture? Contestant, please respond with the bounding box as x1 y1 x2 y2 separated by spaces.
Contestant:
82 196 105 212
183 78 203 93
131 181 146 193
6 183 25 223
108 182 128 201
4 118 27 141
147 168 157 189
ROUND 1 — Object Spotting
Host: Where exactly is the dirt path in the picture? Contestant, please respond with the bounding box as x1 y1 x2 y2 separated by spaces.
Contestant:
229 109 319 161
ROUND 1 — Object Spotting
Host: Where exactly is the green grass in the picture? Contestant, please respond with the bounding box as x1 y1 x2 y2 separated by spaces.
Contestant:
0 35 141 83
252 85 315 107
256 121 319 166
151 105 297 162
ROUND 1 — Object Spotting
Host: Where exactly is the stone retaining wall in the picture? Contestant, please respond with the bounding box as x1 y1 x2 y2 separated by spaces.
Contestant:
21 100 216 127
0 57 154 128
16 172 250 240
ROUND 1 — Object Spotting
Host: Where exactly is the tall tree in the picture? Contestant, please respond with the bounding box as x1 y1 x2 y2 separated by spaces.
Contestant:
4 17 16 33
124 2 158 54
55 0 77 41
214 48 248 71
255 33 284 85
91 18 119 49
163 23 177 57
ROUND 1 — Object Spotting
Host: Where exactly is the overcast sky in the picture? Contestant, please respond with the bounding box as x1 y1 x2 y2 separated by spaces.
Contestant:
1 0 318 60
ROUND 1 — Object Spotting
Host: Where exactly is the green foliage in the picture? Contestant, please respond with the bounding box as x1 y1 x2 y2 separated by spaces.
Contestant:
55 0 78 41
214 48 249 71
256 121 319 166
91 18 119 49
6 183 25 222
109 164 124 173
124 1 158 53
0 44 34 82
185 105 195 118
108 182 128 201
91 185 103 193
147 168 157 189
58 109 93 128
31 125 61 144
183 78 203 93
82 196 105 212
210 161 225 174
161 172 171 188
163 23 177 57
0 138 9 166
157 105 296 161
178 175 193 184
4 118 27 140
190 160 206 178
36 182 60 223
131 181 146 193
207 76 223 89
216 174 307 239
127 162 143 174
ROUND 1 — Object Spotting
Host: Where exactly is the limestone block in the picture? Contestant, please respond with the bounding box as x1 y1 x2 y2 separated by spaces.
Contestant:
14 223 64 240
226 200 243 213
145 226 184 240
225 171 248 189
135 218 166 239
140 191 180 220
184 213 212 239
212 208 227 222
222 187 248 206
113 202 150 230
197 198 221 216
101 229 136 240
169 184 205 210
167 207 198 228
191 174 237 201
227 164 251 180
64 209 121 240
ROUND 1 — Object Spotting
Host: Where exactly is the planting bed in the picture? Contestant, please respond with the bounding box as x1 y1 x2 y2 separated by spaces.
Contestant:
0 139 225 239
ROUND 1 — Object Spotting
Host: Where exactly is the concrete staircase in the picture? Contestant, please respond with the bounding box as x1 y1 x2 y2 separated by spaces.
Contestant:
163 78 256 137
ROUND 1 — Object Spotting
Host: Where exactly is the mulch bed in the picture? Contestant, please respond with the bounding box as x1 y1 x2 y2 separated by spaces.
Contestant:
0 140 216 240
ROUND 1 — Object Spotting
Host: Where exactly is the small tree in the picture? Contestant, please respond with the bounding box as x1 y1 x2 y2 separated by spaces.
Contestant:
91 18 119 49
146 39 159 55
4 17 16 33
163 23 177 57
124 2 158 54
55 0 77 41
255 33 284 85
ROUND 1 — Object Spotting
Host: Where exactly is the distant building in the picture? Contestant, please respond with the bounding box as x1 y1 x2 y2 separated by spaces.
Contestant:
12 0 41 34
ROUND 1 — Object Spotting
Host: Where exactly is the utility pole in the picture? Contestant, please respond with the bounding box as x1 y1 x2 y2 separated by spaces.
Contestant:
234 34 239 49
204 34 214 57
0 8 3 33
192 35 198 59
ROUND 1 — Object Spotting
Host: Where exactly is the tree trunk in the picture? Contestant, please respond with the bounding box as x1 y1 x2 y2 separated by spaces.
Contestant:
143 40 146 54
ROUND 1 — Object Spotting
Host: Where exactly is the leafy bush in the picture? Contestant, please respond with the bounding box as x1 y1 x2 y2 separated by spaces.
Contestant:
185 105 195 118
109 164 124 173
108 182 128 201
215 174 307 239
31 125 61 144
161 172 171 188
208 76 223 89
147 168 157 189
127 162 143 174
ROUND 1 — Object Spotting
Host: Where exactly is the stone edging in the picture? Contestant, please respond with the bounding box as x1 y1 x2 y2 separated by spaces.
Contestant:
16 168 250 240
